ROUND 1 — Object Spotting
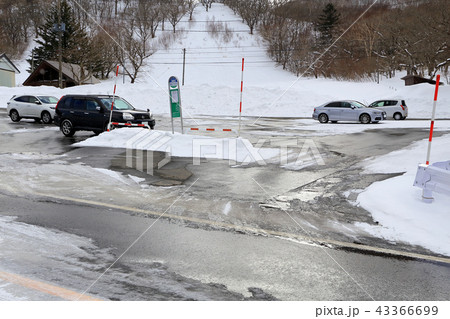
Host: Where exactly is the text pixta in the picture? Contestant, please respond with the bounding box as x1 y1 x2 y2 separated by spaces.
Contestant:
316 306 359 317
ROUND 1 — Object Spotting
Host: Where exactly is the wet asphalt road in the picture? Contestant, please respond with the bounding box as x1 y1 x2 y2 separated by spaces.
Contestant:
2 193 450 301
1 110 450 300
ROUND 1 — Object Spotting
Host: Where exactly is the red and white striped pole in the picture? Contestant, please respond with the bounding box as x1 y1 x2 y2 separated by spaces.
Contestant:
107 65 120 131
425 74 441 165
238 58 244 136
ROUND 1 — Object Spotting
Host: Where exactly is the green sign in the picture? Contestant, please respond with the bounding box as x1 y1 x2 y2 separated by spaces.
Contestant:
169 76 181 118
170 89 181 118
168 76 184 134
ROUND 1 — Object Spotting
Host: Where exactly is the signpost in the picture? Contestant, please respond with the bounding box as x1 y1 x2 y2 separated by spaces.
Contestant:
238 58 244 137
425 74 441 165
107 65 120 131
168 76 184 134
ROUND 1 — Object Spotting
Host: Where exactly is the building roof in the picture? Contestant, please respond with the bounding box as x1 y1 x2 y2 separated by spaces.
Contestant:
401 74 443 85
0 53 20 74
45 60 100 85
23 60 100 87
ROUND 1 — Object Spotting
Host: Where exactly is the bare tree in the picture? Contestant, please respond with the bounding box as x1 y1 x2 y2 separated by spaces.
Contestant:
89 24 118 79
166 0 187 33
233 0 269 34
186 0 198 20
201 0 213 12
115 16 155 83
135 0 162 39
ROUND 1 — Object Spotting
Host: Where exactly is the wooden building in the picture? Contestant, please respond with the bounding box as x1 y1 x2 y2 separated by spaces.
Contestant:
23 60 100 88
401 75 443 86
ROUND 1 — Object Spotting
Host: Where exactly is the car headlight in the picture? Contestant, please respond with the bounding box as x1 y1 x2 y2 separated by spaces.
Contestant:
123 113 134 120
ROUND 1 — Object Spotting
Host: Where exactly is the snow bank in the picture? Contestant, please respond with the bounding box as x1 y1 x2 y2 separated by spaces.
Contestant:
74 128 279 164
357 135 450 256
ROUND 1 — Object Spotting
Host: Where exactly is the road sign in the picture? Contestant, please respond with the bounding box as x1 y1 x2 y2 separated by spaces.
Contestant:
168 76 183 133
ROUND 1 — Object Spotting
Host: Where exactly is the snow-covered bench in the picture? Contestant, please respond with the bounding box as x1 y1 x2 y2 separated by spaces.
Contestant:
414 160 450 203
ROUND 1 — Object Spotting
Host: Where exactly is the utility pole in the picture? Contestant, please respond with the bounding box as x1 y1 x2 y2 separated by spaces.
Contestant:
57 0 63 88
31 49 35 72
182 48 186 86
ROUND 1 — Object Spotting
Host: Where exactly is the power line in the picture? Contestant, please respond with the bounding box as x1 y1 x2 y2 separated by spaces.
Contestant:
162 45 264 50
149 61 274 65
151 53 269 58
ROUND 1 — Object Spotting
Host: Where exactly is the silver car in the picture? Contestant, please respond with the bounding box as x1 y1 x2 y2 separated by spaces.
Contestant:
6 95 58 124
312 100 386 124
368 99 408 120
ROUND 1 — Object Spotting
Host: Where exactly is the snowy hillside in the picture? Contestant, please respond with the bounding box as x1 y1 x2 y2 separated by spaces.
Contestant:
1 3 449 119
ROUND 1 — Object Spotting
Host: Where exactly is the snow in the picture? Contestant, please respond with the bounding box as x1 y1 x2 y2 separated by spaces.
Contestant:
93 168 131 185
2 3 449 121
249 119 450 137
357 135 450 256
223 202 232 216
0 215 112 300
2 127 59 135
74 128 280 164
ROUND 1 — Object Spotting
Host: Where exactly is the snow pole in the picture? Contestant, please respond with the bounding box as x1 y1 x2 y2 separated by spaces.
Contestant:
238 58 244 137
107 65 120 131
425 74 441 165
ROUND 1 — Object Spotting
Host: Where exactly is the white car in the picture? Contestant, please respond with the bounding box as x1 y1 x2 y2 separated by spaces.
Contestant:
368 99 408 120
7 95 58 124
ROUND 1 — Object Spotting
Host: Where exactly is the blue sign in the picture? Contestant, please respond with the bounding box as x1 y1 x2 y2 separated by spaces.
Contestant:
169 76 178 88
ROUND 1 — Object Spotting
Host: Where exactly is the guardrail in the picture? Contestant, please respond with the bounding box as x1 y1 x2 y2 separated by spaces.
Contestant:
413 160 450 203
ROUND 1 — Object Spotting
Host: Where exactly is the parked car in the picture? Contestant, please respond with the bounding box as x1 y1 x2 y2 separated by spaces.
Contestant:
6 95 58 124
368 99 408 120
54 95 155 137
312 100 386 124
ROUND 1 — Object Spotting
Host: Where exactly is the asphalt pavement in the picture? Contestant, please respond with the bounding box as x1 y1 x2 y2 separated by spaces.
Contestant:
0 111 450 300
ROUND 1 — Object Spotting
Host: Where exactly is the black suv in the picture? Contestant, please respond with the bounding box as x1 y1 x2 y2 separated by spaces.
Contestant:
54 95 155 137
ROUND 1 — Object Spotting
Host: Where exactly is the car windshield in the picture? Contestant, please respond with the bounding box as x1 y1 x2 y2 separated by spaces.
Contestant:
351 101 366 108
100 98 135 110
38 96 59 104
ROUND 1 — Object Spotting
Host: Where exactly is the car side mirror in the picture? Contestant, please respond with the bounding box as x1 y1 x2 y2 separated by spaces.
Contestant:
351 105 355 109
96 106 103 112
35 101 41 105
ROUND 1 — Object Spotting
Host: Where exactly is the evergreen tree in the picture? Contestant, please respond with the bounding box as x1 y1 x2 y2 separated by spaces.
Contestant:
316 3 340 46
28 0 90 72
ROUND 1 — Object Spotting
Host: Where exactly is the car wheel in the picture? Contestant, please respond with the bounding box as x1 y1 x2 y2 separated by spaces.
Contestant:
41 111 52 124
10 110 21 122
318 113 328 123
393 112 402 120
61 119 75 137
360 113 371 124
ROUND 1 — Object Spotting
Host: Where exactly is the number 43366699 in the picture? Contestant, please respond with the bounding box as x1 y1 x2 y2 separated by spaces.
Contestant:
375 306 438 316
